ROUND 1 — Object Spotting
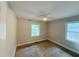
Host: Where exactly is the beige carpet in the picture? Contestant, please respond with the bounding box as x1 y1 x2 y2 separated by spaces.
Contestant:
15 40 72 57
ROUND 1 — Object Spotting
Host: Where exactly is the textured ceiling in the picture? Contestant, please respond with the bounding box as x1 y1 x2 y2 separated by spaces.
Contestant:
8 1 79 21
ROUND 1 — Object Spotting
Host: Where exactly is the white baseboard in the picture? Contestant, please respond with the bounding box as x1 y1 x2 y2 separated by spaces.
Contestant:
48 39 79 54
17 39 47 47
13 47 16 57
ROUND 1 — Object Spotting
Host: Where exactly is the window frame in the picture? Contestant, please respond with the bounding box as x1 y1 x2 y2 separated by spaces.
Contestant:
31 24 40 37
65 21 79 43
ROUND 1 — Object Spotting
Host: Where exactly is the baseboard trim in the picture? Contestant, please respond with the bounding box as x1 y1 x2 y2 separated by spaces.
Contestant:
17 39 47 47
48 39 79 56
13 47 17 57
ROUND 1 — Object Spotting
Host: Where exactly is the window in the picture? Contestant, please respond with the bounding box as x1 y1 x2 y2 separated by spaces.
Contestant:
66 22 79 43
0 24 6 40
31 24 40 37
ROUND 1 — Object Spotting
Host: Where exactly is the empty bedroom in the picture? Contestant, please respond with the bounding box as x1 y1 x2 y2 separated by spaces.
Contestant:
0 1 79 57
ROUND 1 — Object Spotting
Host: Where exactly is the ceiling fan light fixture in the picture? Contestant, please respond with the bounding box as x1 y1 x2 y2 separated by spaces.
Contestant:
43 17 47 21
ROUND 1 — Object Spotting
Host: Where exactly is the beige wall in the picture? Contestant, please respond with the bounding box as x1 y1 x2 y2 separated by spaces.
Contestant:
6 7 17 56
48 15 79 54
17 18 48 45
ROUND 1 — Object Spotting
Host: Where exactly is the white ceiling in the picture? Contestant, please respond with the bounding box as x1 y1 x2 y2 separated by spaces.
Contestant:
8 1 79 21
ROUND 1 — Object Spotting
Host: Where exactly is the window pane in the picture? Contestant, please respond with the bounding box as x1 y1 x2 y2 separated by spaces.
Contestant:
31 24 40 36
67 22 79 43
67 23 79 32
67 31 79 42
0 24 6 40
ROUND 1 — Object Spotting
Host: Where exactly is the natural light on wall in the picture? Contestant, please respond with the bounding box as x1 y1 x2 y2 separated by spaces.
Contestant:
31 24 40 37
66 22 79 43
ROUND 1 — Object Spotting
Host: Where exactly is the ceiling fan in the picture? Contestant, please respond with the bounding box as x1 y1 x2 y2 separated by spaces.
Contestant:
35 7 57 21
